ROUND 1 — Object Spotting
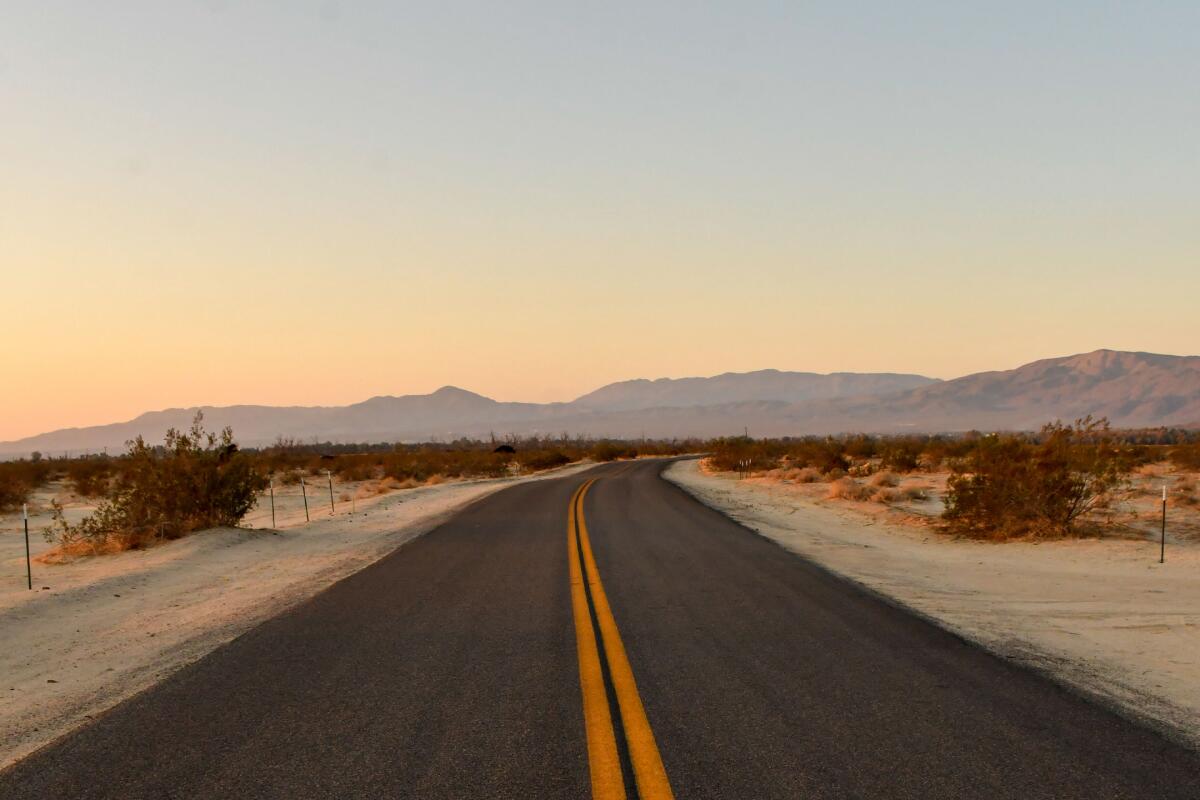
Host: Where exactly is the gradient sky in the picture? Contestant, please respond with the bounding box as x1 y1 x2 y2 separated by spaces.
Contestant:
2 2 1198 440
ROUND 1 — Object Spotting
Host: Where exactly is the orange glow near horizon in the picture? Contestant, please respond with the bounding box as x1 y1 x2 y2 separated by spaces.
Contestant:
3 3 1198 441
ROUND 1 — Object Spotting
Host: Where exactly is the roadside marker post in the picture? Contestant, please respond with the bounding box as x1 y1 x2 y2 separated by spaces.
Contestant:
269 477 276 528
23 504 31 591
325 470 335 515
1160 485 1167 564
300 475 310 522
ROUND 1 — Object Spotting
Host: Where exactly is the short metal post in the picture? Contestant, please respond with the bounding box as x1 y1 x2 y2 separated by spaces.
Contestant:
1160 485 1167 564
23 504 32 591
326 470 335 515
269 477 276 528
300 475 310 522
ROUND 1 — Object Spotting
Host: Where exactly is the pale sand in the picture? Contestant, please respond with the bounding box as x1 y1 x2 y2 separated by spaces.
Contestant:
0 463 594 769
664 459 1200 749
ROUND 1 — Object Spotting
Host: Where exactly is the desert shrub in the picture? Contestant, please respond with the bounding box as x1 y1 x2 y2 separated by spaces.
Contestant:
379 447 510 482
66 457 113 497
590 441 637 462
919 452 944 471
943 417 1132 539
795 439 851 474
880 438 923 473
901 484 931 501
1170 443 1200 472
0 471 29 511
828 477 872 501
706 438 784 472
923 434 980 468
842 435 878 459
333 454 378 482
516 449 571 471
0 458 54 510
48 414 268 553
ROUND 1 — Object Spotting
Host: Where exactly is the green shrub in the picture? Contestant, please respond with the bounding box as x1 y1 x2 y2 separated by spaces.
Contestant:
943 417 1132 539
50 414 268 553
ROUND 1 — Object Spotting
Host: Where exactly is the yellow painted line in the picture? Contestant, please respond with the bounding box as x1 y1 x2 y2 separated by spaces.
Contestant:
576 480 676 800
568 480 626 800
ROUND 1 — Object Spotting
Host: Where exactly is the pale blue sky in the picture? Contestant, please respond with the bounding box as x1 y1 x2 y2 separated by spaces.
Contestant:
2 2 1198 438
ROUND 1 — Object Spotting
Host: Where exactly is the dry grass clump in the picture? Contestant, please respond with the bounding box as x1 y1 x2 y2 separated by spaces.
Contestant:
828 477 872 501
36 537 127 564
1170 492 1199 509
870 487 901 504
774 467 822 483
869 471 899 488
868 482 934 505
901 484 932 501
352 476 424 499
1169 477 1199 508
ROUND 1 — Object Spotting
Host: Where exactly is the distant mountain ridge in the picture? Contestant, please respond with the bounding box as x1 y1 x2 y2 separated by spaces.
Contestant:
3 350 1198 455
572 369 935 411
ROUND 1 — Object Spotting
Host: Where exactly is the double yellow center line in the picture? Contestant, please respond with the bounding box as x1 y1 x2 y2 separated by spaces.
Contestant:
568 479 674 800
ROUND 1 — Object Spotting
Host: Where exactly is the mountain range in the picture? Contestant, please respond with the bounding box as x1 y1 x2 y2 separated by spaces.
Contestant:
4 350 1198 456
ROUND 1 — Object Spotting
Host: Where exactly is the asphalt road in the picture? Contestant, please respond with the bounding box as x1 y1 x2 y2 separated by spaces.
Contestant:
2 459 1198 799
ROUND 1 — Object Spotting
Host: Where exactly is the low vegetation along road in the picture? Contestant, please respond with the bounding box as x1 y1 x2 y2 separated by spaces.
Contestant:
2 460 1199 798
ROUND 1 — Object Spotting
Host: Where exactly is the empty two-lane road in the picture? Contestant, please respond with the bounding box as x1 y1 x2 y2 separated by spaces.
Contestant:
2 459 1198 798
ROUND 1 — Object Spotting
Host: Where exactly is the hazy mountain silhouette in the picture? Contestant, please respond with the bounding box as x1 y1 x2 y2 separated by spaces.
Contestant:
3 350 1198 455
572 370 935 411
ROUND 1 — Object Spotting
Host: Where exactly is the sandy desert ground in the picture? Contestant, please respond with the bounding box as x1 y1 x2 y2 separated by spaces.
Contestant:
0 463 593 769
665 459 1200 749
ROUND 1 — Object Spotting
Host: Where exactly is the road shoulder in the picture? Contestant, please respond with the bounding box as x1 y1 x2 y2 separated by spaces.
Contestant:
0 462 595 770
663 458 1200 750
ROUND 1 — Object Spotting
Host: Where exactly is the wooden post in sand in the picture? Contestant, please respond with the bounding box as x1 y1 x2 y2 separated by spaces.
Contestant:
299 475 310 522
269 477 276 528
23 504 31 591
